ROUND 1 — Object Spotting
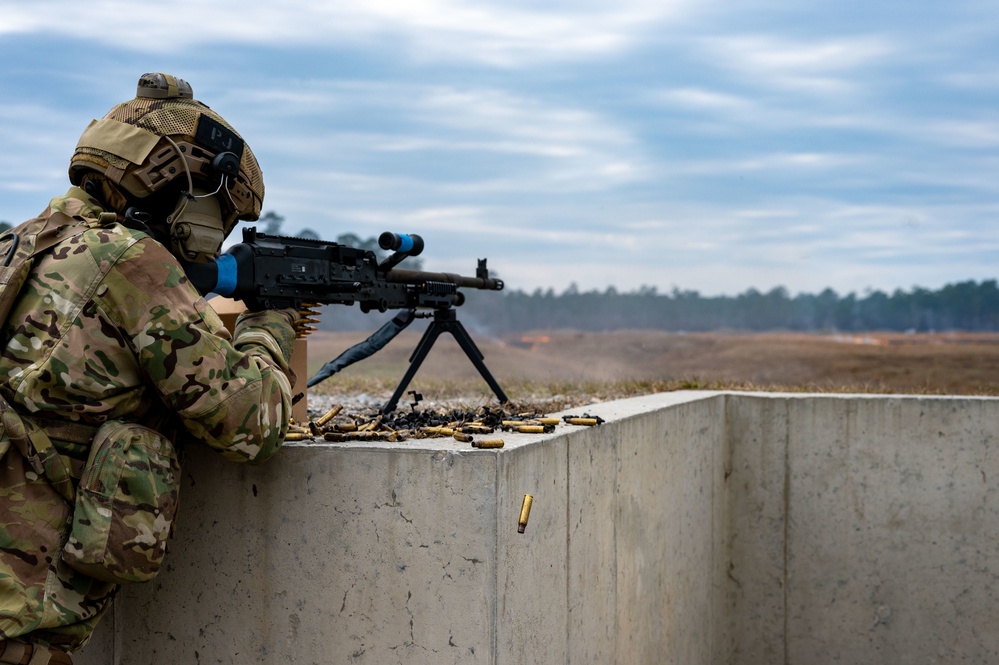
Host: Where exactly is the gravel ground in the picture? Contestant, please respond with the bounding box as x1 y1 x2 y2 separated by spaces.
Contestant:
304 390 595 422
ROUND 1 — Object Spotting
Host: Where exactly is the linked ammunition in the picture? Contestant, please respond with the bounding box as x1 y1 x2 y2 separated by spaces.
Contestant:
518 494 533 533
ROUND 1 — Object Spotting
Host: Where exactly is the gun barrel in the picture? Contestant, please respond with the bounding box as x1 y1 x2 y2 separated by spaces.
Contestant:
385 269 504 291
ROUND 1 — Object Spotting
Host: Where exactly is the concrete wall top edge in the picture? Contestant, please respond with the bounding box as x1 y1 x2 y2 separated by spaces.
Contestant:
724 390 999 402
284 390 724 454
283 390 998 455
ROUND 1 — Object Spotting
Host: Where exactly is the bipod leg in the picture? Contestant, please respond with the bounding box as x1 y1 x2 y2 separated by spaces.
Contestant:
445 317 509 406
381 310 508 414
382 319 445 414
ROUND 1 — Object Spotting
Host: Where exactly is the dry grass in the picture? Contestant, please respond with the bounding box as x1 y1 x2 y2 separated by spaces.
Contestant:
303 328 999 406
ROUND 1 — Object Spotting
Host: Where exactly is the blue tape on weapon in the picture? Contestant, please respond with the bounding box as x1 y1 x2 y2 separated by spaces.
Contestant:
395 234 415 253
214 253 238 296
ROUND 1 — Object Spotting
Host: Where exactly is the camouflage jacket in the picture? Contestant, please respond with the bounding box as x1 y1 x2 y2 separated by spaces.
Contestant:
0 187 297 651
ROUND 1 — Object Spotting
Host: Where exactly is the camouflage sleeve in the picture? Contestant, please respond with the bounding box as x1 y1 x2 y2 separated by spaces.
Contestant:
95 237 295 464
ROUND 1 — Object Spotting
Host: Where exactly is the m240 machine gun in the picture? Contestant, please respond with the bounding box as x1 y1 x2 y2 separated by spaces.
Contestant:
183 227 507 413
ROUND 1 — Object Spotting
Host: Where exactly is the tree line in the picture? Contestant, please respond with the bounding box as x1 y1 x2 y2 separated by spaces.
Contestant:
448 281 999 334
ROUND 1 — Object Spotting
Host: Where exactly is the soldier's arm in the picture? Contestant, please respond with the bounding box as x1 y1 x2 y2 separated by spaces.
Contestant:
97 237 296 463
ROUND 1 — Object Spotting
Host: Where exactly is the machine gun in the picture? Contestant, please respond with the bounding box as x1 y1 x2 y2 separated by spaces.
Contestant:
184 227 508 413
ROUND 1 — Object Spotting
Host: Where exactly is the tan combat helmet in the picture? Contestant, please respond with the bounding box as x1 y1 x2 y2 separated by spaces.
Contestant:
69 73 265 263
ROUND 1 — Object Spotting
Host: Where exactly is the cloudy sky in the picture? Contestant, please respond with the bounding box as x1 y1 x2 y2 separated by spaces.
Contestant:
0 0 996 297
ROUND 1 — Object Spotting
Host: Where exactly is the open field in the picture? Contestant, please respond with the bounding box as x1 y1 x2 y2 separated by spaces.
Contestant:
302 328 999 407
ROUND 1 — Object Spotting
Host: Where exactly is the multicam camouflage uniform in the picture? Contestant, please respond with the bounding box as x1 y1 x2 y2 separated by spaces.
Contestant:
0 187 296 651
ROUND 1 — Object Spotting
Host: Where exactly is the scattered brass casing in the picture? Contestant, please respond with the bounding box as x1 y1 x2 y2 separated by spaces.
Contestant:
518 494 534 533
315 404 343 427
472 439 505 449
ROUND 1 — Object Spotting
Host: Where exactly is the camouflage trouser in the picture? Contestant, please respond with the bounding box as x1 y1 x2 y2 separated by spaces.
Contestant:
0 639 73 664
0 444 114 652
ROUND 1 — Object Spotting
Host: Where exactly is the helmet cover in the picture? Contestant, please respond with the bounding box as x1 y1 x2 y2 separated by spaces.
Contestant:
69 73 264 233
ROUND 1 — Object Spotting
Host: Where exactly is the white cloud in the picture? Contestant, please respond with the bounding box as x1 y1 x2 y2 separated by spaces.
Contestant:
655 87 759 114
701 34 896 95
242 81 646 201
0 0 695 66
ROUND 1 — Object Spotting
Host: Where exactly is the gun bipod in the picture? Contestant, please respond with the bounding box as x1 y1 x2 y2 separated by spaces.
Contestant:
382 308 508 414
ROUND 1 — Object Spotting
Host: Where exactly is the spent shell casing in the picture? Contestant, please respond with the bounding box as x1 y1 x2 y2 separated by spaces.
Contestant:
462 424 494 434
420 426 455 436
358 418 382 432
285 431 312 441
315 404 343 427
565 417 601 426
472 439 505 449
537 418 560 426
518 494 534 533
516 425 546 434
452 431 474 443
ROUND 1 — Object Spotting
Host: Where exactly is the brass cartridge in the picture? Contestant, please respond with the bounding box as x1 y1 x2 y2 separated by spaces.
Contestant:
420 426 455 436
518 494 534 533
358 416 382 432
564 417 601 426
462 424 495 434
315 404 343 427
472 439 505 449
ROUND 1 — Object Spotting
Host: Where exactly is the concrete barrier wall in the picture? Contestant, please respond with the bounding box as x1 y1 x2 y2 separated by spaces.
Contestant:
75 392 999 664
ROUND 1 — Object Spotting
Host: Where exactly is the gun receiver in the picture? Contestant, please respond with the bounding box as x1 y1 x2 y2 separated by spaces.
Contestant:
184 227 503 312
184 226 508 413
